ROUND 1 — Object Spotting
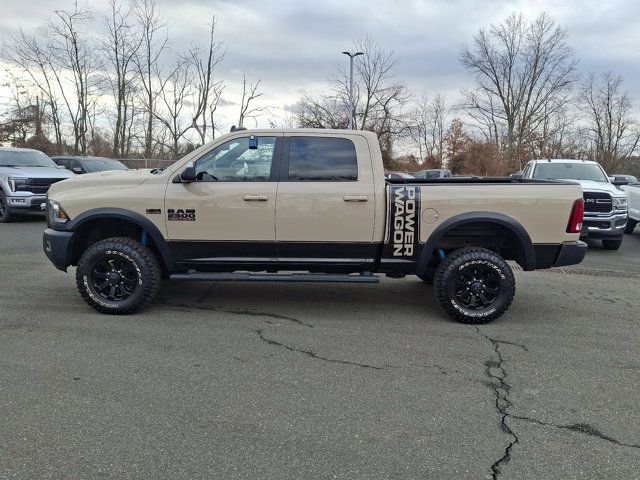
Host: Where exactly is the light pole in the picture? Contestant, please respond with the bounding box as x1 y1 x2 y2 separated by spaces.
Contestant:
342 50 363 130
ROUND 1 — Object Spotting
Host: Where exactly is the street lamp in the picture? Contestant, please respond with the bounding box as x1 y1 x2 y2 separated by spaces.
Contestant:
342 50 363 130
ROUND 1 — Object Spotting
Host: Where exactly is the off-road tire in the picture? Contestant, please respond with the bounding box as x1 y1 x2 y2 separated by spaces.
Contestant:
417 272 434 284
433 247 515 324
602 238 623 250
0 190 13 223
624 219 637 234
75 237 160 314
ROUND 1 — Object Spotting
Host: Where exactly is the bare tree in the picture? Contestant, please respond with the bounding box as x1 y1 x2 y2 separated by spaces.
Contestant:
102 0 143 157
295 37 410 163
580 72 640 172
238 75 267 128
188 15 225 144
2 30 64 151
153 59 194 158
134 0 167 157
409 94 447 165
46 4 102 155
460 12 578 170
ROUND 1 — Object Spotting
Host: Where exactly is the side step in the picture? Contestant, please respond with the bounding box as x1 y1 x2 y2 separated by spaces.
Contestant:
169 272 379 283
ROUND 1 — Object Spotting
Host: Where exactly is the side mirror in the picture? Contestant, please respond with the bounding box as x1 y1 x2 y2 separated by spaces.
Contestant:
173 166 196 183
72 167 83 174
612 176 629 187
510 173 523 180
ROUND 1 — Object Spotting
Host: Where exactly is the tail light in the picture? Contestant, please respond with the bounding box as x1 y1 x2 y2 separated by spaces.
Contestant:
567 198 584 233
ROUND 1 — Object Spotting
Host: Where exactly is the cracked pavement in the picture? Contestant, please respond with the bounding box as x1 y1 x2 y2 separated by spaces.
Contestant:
1 218 639 479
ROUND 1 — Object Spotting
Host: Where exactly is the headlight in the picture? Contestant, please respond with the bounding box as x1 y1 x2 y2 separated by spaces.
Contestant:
8 177 28 192
47 200 69 224
613 197 627 210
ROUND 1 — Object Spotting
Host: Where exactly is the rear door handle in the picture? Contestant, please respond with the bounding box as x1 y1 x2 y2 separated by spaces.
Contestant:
243 195 269 202
343 195 369 202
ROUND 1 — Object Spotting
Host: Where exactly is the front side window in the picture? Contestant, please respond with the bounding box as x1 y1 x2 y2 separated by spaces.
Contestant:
288 137 358 181
194 136 276 182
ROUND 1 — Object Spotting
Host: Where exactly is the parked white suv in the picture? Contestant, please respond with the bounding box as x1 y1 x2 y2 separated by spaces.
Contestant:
521 159 628 250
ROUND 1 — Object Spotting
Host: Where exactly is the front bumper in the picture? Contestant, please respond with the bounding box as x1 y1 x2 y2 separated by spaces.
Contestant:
43 228 73 272
581 212 627 239
6 195 47 211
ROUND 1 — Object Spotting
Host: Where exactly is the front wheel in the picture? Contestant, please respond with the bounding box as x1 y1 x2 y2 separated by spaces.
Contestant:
624 219 637 234
0 190 13 223
433 247 515 324
75 237 161 314
602 238 623 250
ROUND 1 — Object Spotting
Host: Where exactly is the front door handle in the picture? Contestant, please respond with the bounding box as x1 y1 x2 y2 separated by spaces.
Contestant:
343 195 369 202
243 195 269 201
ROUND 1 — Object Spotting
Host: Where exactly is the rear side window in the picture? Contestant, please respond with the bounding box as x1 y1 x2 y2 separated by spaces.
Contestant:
288 137 358 181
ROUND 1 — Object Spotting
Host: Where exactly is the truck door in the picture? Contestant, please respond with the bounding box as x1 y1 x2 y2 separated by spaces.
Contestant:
275 134 377 267
164 134 282 269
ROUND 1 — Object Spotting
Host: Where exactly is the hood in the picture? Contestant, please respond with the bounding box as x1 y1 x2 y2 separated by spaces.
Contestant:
564 179 627 197
47 168 153 196
0 165 75 179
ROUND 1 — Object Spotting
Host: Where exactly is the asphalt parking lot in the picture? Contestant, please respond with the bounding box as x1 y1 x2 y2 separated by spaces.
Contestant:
1 216 639 479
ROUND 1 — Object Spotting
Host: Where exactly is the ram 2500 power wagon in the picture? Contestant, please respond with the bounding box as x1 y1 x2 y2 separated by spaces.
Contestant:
43 129 587 324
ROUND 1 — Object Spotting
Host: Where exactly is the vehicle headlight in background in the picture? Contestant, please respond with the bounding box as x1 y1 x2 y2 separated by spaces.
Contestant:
47 200 69 224
613 197 627 210
8 177 28 192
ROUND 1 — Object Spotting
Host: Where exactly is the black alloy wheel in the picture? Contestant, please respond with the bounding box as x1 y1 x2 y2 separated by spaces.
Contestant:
90 255 140 302
433 247 515 324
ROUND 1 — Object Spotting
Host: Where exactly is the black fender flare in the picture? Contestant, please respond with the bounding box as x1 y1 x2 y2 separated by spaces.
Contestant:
416 211 536 275
66 207 176 271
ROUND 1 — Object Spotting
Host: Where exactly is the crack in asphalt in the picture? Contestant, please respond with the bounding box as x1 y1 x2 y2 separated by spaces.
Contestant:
511 415 640 450
474 327 518 479
159 301 313 327
256 329 387 370
474 327 639 479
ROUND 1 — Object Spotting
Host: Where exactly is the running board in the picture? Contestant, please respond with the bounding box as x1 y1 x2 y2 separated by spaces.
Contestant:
169 272 379 283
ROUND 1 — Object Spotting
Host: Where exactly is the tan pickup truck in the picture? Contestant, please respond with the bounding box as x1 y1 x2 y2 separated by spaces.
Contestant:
43 129 587 323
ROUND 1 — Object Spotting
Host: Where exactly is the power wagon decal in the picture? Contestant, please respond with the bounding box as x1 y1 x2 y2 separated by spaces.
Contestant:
383 185 422 260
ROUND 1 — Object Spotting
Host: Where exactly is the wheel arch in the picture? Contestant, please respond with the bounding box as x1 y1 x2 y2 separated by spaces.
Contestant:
417 211 536 275
67 208 175 271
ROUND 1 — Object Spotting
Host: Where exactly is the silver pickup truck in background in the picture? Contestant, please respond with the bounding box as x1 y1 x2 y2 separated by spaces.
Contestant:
0 147 74 223
520 159 628 250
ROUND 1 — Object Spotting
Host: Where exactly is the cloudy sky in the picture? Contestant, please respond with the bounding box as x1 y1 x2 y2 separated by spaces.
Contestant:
2 0 640 129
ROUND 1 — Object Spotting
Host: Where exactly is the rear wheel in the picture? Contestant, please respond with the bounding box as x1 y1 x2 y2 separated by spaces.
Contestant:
433 247 515 324
624 219 637 234
602 238 623 250
0 190 13 223
75 237 160 314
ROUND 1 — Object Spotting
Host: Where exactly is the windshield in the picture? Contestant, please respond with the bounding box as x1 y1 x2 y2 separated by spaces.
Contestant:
0 149 57 168
532 162 609 182
85 159 129 173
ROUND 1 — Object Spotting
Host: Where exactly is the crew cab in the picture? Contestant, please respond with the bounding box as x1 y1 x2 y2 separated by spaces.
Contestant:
520 159 628 250
0 147 74 223
43 129 587 324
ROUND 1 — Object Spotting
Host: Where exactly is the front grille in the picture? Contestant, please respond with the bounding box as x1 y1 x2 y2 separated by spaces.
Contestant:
583 192 612 213
16 178 65 194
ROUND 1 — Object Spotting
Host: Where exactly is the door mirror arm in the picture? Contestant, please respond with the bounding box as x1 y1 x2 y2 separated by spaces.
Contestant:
172 166 197 183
